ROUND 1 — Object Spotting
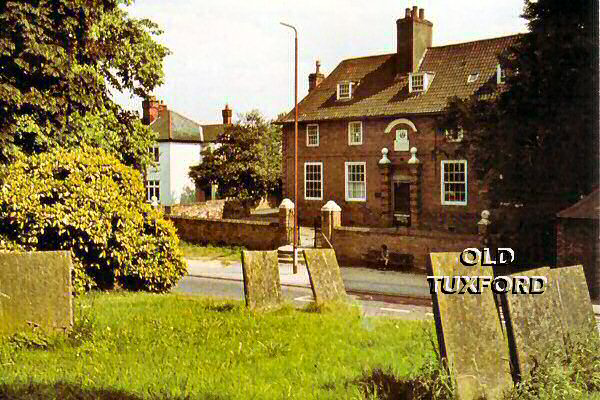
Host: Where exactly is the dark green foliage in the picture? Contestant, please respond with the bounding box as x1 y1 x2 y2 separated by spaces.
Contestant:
189 110 282 203
0 147 187 293
0 0 170 169
439 0 598 212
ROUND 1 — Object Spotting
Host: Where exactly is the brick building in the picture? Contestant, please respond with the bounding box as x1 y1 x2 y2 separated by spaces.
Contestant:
279 6 519 233
556 188 600 304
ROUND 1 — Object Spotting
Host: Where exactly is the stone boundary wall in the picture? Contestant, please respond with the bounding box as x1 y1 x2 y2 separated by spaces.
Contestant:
169 216 287 250
330 226 480 270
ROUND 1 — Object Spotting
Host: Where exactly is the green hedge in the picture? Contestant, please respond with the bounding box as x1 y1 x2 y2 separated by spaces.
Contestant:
0 147 187 293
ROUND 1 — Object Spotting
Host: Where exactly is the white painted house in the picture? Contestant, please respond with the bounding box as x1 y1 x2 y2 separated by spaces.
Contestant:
142 97 231 206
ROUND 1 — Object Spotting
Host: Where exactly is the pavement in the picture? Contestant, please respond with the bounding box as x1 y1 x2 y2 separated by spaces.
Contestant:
186 258 600 318
186 258 431 299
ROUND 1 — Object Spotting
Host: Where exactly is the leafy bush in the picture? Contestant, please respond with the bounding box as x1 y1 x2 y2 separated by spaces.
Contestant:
0 147 187 293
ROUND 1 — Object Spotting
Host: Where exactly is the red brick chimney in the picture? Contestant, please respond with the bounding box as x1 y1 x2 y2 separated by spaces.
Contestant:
222 104 232 125
396 6 432 74
308 60 325 92
142 97 167 125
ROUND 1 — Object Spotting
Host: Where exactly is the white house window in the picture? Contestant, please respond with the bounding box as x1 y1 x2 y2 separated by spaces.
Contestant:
145 179 160 202
497 64 506 84
337 82 352 100
441 160 467 205
345 162 366 201
304 162 323 200
467 72 479 83
408 72 434 93
149 145 159 163
306 124 319 147
348 121 363 145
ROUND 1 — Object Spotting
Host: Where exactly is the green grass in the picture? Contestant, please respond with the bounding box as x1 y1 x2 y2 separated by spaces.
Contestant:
179 241 244 264
0 292 435 399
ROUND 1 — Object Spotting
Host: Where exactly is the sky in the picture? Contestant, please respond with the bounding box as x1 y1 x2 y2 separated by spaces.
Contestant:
113 0 529 125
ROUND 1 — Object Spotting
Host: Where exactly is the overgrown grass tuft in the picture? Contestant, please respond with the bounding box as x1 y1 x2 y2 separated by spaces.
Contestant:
178 241 244 264
0 292 434 399
503 322 600 400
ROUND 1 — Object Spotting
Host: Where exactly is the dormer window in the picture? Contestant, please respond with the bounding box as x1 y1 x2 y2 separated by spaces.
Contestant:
467 72 479 83
409 72 433 93
337 81 353 100
496 64 506 84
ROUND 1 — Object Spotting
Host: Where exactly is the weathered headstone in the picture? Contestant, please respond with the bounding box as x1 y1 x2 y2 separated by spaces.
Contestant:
505 265 598 379
0 251 73 335
429 252 512 400
553 265 597 335
241 250 282 311
502 267 561 379
302 249 347 304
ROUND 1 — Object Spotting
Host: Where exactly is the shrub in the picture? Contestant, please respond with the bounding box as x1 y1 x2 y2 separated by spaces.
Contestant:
0 147 187 293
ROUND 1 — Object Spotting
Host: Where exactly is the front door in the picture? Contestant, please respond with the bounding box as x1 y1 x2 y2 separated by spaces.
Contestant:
393 182 411 226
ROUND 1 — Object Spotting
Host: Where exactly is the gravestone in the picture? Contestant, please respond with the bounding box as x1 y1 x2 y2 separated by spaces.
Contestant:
502 267 561 379
429 252 512 400
0 251 73 335
505 265 598 379
241 250 282 311
302 249 347 304
553 265 597 335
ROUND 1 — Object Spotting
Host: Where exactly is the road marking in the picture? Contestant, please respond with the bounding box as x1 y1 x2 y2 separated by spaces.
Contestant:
294 295 314 303
380 307 410 314
425 312 434 317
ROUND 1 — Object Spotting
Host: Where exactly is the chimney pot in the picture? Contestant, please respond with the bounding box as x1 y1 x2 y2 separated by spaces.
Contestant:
142 96 161 125
405 8 411 18
222 104 232 125
419 8 424 20
412 6 418 19
308 60 325 92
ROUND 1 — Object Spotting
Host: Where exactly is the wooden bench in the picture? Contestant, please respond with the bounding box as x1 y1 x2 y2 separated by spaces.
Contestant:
362 249 415 271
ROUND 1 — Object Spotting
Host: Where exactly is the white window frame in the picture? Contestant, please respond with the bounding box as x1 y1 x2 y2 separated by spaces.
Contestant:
304 162 323 201
345 161 367 202
336 81 352 100
440 160 468 206
145 179 160 203
496 64 506 84
306 124 319 147
409 72 434 93
149 144 160 163
467 72 479 83
348 121 363 145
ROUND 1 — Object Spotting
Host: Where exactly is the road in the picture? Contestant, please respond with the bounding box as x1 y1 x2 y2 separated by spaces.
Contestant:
174 275 434 320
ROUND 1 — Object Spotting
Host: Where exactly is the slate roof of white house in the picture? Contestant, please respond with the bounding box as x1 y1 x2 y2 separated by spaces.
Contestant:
279 34 521 123
150 110 226 142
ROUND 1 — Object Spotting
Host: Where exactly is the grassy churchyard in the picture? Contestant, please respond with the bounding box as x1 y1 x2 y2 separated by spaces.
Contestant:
0 292 438 399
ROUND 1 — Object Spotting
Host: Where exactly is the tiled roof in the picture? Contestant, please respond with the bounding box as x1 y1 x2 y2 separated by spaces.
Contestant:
151 110 204 142
200 124 225 142
279 35 520 123
557 188 600 220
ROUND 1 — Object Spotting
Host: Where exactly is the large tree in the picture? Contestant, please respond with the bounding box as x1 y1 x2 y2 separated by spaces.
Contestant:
189 111 282 204
439 0 598 212
0 0 170 169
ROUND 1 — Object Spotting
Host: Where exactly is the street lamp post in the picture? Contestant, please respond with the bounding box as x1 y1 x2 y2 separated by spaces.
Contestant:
280 22 299 274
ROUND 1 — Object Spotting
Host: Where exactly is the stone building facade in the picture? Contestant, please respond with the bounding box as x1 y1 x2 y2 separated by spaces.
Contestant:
279 6 519 233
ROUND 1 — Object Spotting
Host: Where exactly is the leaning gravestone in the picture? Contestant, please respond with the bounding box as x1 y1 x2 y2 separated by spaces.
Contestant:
241 250 282 311
505 264 598 379
302 249 347 305
0 251 73 335
502 266 562 379
553 265 598 335
429 252 512 400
